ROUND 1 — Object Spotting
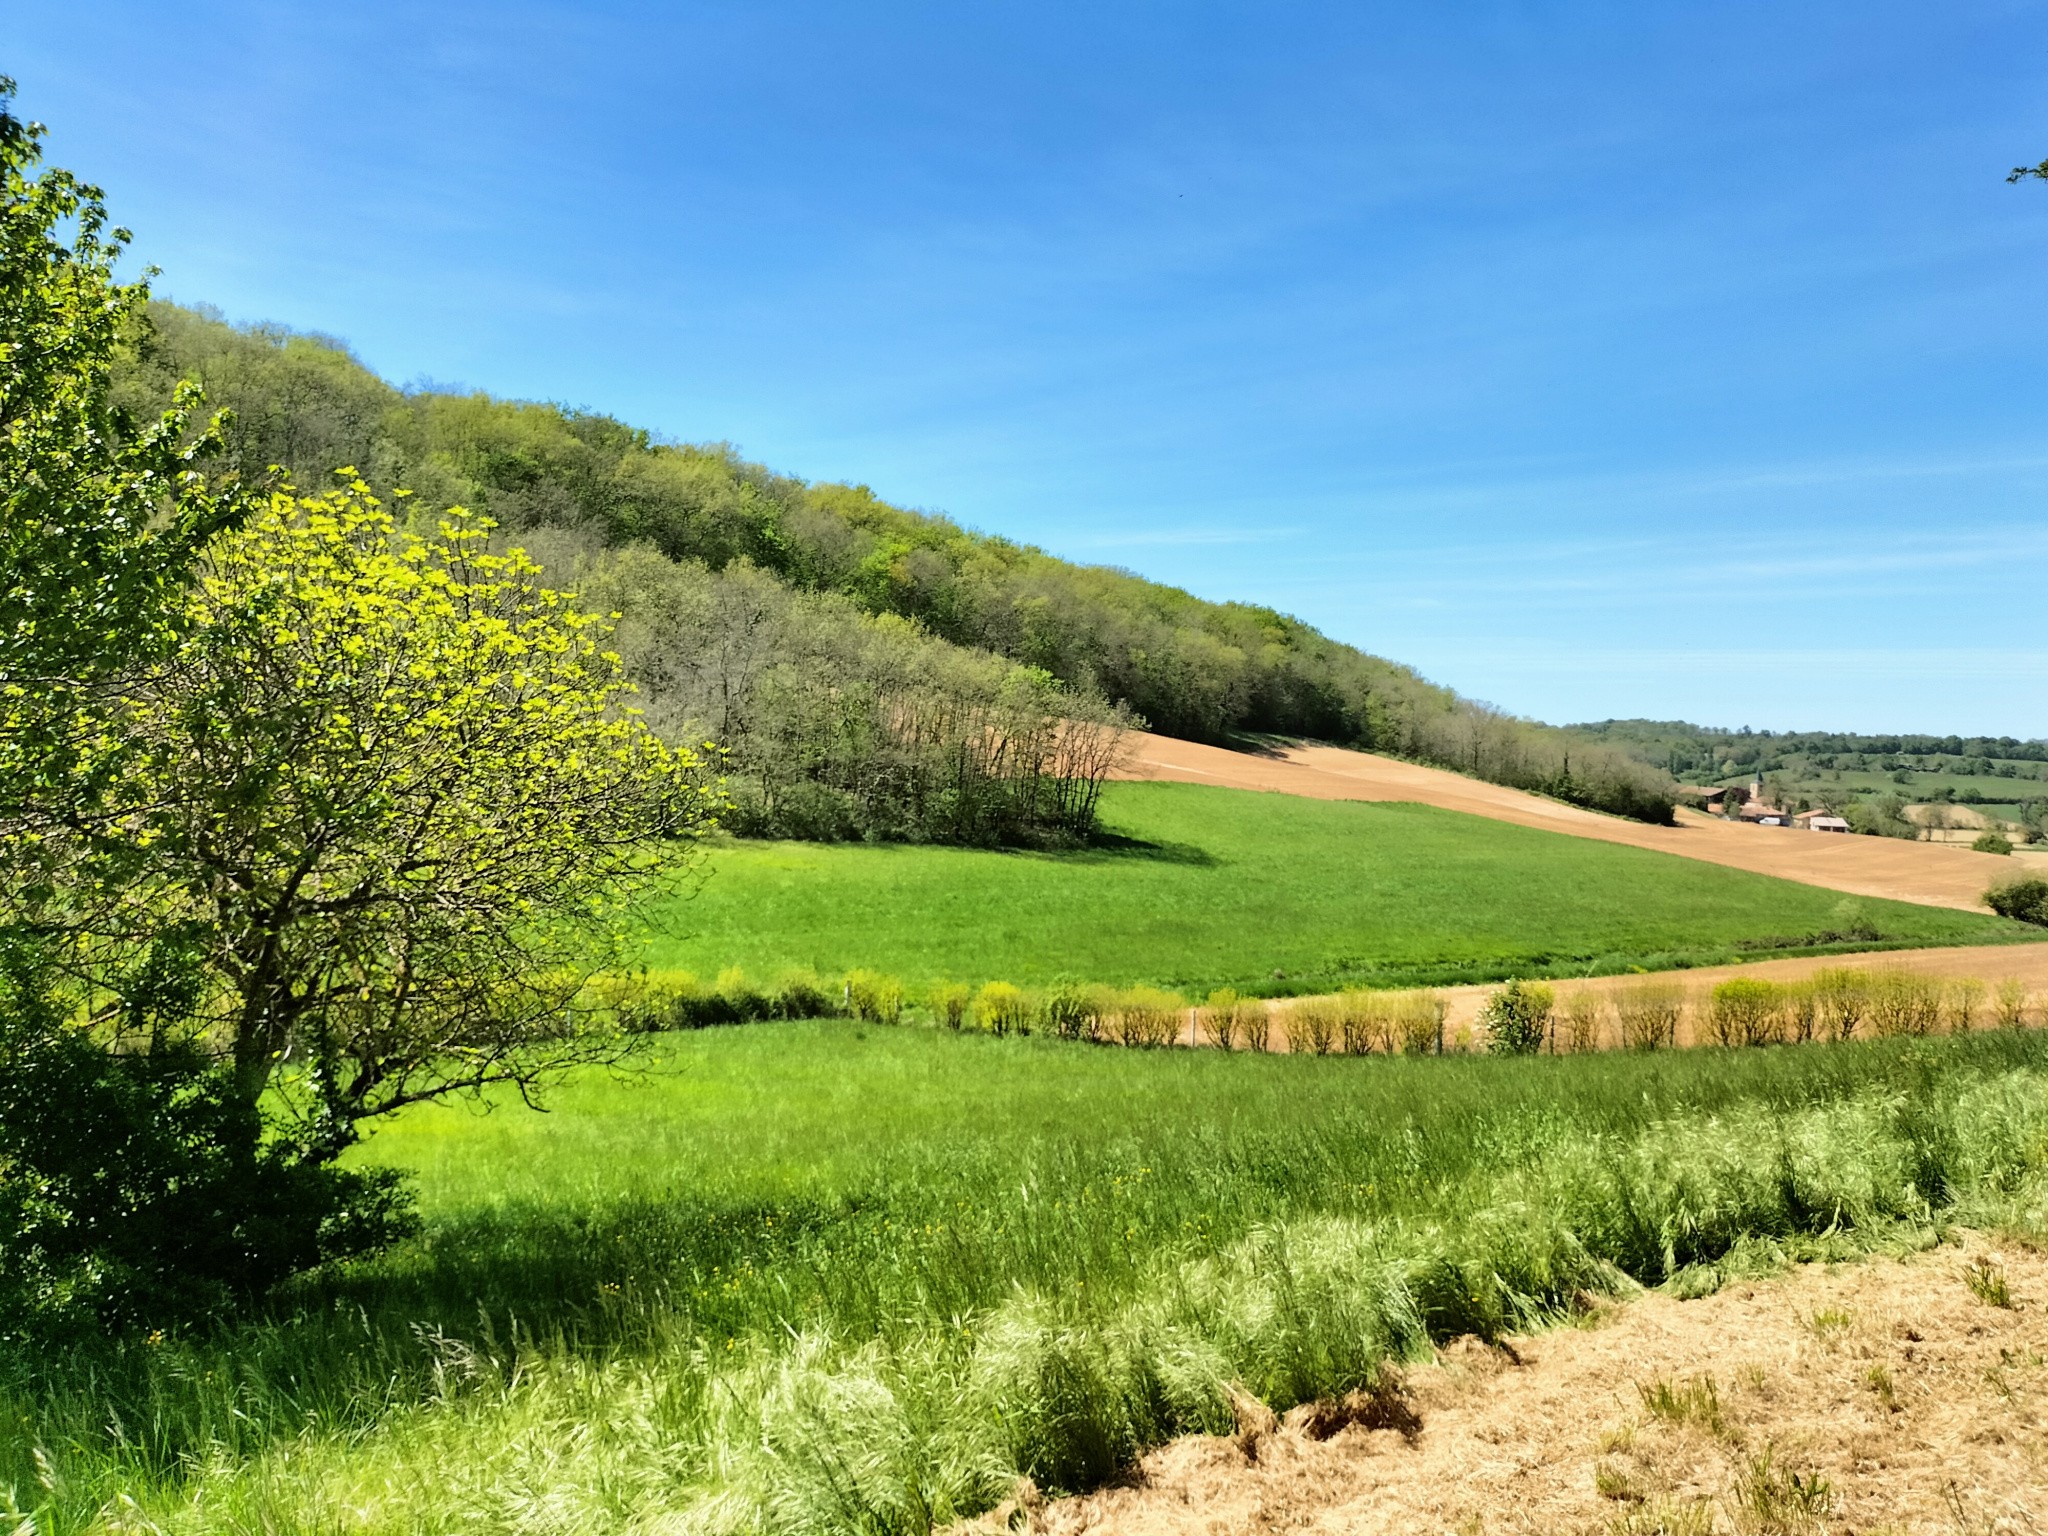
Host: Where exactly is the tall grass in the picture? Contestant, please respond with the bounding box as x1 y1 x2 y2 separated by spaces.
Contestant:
10 1025 2048 1534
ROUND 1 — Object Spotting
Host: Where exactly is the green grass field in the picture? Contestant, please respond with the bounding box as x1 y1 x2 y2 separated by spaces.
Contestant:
15 1021 2048 1533
639 781 2027 994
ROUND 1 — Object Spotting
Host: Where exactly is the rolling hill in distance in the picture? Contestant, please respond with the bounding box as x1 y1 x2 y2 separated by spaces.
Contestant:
122 304 2048 852
118 303 1687 831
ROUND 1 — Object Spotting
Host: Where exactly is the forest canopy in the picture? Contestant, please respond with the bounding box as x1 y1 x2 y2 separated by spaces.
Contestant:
112 302 1680 829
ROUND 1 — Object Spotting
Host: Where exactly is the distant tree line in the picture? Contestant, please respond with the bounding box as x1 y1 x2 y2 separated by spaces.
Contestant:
111 304 1679 827
1572 718 2048 781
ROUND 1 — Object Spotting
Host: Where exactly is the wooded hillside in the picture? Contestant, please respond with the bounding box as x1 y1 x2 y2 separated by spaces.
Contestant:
1571 718 2048 780
114 303 1678 832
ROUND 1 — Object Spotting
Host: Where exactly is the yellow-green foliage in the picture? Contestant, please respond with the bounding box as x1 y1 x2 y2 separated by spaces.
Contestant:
1615 979 1684 1050
1110 987 1185 1048
589 969 702 1032
1996 978 2032 1030
927 979 972 1030
1201 989 1242 1050
846 969 905 1025
1560 989 1605 1053
1083 985 1123 1042
1780 980 1818 1043
1813 967 1870 1041
1280 990 1442 1055
1392 990 1447 1054
1288 998 1338 1055
1945 977 1986 1034
1335 990 1382 1054
974 981 1030 1036
81 481 723 1121
1868 968 1942 1037
1232 995 1271 1052
1706 978 1780 1048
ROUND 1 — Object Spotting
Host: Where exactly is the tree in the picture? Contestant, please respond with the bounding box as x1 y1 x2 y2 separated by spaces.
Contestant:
0 931 412 1332
0 79 245 840
1986 876 2048 927
1481 979 1554 1055
0 77 371 1330
1 68 713 1321
71 482 723 1145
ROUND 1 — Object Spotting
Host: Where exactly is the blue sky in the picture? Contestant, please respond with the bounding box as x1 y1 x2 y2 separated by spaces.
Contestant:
20 3 2048 735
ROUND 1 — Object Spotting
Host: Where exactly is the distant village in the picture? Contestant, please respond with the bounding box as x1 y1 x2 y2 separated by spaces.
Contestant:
1687 781 1851 832
1684 779 2036 846
1679 786 1859 835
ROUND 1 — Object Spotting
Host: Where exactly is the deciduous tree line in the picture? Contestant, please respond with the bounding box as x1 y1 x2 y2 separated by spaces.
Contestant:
528 532 1129 844
114 303 1678 825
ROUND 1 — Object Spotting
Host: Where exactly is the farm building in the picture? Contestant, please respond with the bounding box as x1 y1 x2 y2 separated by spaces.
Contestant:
1794 810 1850 832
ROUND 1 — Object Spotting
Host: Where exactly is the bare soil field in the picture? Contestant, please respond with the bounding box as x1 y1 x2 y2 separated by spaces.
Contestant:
1115 732 2021 913
976 1235 2048 1536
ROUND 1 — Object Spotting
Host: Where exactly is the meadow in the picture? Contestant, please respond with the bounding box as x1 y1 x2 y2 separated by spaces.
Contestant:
640 781 2026 995
14 1020 2048 1533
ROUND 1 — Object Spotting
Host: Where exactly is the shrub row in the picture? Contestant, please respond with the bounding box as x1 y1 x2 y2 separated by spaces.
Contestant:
1468 967 2040 1055
585 967 844 1031
585 968 1202 1043
591 963 2042 1059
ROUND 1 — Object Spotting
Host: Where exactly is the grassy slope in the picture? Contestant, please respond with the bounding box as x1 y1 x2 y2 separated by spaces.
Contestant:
641 780 2026 993
22 1024 2048 1533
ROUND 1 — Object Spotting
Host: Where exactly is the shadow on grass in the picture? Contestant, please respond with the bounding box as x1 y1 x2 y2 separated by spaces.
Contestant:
1064 829 1219 866
293 1193 862 1346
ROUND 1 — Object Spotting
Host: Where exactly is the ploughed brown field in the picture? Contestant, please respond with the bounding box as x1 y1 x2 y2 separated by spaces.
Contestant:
1114 731 2020 913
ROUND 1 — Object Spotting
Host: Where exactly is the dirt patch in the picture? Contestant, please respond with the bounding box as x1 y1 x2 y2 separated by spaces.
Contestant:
1115 731 2023 913
973 1235 2048 1535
